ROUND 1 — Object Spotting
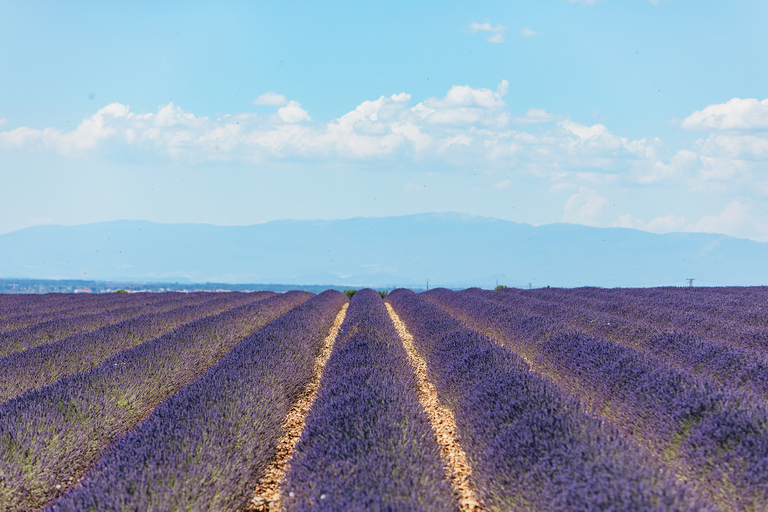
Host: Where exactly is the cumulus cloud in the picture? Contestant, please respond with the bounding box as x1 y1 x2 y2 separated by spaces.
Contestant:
609 201 768 242
252 92 288 106
693 200 752 235
613 213 687 233
0 103 130 155
0 82 679 178
654 99 768 195
519 28 538 37
277 101 311 123
562 186 609 225
682 98 768 131
467 21 507 43
513 108 556 124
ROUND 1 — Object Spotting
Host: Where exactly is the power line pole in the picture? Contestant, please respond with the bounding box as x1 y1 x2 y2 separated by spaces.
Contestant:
687 278 694 287
426 279 430 291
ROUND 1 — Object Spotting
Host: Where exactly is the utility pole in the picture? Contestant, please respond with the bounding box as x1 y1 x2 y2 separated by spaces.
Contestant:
426 279 430 291
687 278 694 287
528 283 532 290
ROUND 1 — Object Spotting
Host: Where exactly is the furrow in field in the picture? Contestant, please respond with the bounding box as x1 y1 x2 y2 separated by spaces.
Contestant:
387 303 482 512
280 289 457 512
47 290 346 512
245 302 348 512
0 292 171 333
521 286 768 349
391 289 698 512
0 294 97 323
426 288 768 511
0 291 310 512
472 289 768 401
0 291 228 358
0 291 275 404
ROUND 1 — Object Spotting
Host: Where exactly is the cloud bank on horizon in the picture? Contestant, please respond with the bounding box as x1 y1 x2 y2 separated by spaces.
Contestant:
1 1 767 243
3 85 767 240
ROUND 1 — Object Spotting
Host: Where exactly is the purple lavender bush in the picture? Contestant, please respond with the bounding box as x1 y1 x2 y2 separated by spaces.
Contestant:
48 290 347 512
472 288 768 399
0 291 169 334
0 291 309 511
0 291 227 358
0 291 274 404
388 289 699 511
281 289 456 512
426 288 768 510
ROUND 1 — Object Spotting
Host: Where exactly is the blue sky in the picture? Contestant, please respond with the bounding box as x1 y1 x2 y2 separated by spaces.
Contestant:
2 0 768 240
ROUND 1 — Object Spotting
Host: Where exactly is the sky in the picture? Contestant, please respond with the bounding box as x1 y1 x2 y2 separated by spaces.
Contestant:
2 0 768 241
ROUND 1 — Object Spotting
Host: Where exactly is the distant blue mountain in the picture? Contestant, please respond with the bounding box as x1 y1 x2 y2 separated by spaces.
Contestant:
1 213 766 288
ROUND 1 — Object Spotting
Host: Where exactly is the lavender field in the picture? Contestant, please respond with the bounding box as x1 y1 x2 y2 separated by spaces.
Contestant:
1 286 767 511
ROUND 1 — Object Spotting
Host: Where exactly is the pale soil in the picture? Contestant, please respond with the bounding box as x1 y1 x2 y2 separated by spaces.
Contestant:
243 303 348 512
386 304 484 512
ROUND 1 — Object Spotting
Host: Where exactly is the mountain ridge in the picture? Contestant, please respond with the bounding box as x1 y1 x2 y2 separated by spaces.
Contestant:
1 213 765 288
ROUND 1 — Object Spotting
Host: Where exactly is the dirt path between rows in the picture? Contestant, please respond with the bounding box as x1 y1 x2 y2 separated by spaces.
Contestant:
243 303 348 512
386 303 484 512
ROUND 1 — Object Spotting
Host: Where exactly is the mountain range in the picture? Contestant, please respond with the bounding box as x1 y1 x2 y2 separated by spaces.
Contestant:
1 213 766 288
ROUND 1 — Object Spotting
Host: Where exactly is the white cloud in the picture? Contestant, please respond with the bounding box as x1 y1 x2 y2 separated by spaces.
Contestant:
0 82 681 180
519 28 538 37
681 98 768 131
608 201 768 242
277 101 311 123
253 92 288 107
493 179 512 190
487 33 506 44
513 108 556 124
693 200 752 235
613 213 687 233
0 118 6 126
467 21 507 43
468 22 504 33
699 134 768 159
0 102 130 155
562 186 609 225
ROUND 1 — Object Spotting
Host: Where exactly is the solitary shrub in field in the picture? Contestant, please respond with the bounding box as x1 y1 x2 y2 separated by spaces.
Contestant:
379 290 388 298
344 289 357 299
494 285 508 291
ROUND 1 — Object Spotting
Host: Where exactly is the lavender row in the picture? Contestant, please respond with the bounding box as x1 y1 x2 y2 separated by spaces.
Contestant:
388 289 697 511
0 293 92 320
426 288 768 510
509 286 768 356
282 289 455 512
0 291 310 511
0 293 56 316
0 293 145 331
528 286 768 331
49 290 347 512
470 288 768 400
0 291 222 358
0 291 275 404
